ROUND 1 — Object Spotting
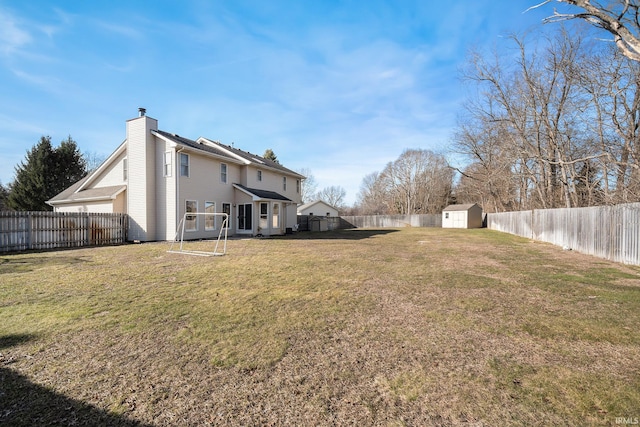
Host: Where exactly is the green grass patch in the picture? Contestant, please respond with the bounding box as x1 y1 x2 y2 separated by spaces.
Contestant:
1 228 639 425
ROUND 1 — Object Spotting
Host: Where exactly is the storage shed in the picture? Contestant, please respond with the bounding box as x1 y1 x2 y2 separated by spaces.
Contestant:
442 203 483 229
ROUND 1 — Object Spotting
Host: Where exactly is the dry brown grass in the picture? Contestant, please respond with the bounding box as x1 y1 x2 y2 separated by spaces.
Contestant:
1 228 639 426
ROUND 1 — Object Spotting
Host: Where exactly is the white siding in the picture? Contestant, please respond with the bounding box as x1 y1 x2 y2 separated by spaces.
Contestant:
126 115 158 241
298 201 339 217
54 201 115 213
175 151 238 239
155 141 177 240
87 151 127 188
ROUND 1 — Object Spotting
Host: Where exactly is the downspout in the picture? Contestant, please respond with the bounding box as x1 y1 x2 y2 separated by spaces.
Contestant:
176 147 185 239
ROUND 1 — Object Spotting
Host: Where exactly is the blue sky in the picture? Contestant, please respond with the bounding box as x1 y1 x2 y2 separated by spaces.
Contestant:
0 1 572 205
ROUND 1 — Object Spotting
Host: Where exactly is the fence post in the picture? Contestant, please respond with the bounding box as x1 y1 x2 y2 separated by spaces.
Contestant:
27 211 33 250
85 213 90 246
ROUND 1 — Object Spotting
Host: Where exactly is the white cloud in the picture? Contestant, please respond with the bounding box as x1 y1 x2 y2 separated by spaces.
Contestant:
0 9 32 56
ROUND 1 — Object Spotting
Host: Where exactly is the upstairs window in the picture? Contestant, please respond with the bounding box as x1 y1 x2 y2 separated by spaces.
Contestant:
283 176 287 191
257 170 262 181
221 163 228 183
163 152 172 177
296 179 300 194
123 158 128 181
180 153 189 177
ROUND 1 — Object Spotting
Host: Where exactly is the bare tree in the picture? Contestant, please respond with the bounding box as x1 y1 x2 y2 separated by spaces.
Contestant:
83 151 107 172
459 30 604 210
452 119 519 212
356 172 387 215
534 0 640 61
373 149 453 214
297 168 318 204
315 186 347 210
578 45 640 202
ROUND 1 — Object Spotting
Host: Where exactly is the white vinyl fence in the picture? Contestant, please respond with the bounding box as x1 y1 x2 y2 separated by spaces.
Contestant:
0 211 128 253
487 203 640 265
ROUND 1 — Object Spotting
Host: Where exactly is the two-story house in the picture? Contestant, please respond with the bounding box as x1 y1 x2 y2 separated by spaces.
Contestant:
47 109 305 241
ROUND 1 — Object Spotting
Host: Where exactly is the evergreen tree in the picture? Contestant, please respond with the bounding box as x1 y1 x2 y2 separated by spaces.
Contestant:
54 136 87 195
8 136 87 211
0 181 9 211
263 148 279 164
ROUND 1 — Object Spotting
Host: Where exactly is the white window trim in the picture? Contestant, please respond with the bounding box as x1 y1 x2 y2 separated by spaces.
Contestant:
259 202 269 231
185 200 198 231
164 151 172 177
272 202 280 229
180 153 190 177
222 202 231 229
205 201 216 231
221 163 228 184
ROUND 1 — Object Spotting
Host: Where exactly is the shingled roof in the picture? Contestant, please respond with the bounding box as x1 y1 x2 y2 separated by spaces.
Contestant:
198 137 304 178
48 173 125 205
233 184 292 201
152 130 238 161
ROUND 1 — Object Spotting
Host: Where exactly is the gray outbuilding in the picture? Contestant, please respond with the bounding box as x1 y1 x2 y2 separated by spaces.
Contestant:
442 203 484 229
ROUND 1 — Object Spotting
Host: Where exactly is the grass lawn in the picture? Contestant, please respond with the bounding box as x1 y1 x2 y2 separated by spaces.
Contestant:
1 227 639 426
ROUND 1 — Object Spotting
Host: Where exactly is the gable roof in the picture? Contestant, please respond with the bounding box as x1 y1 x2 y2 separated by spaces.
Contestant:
48 122 304 206
198 137 305 179
233 184 292 202
298 200 338 211
153 130 240 162
153 132 304 179
76 141 126 193
443 203 481 212
48 173 125 205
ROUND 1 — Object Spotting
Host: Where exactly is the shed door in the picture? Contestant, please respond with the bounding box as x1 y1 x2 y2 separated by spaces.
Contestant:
451 211 466 228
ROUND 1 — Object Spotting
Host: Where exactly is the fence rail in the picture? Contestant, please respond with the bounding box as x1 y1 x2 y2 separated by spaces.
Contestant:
340 214 442 229
0 211 128 253
487 203 640 265
297 215 356 232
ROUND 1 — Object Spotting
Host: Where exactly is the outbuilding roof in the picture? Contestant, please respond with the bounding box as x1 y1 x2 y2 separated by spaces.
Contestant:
443 203 481 211
298 200 338 211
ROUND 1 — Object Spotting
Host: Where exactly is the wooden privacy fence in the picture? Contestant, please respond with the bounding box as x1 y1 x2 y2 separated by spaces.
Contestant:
297 215 354 232
0 211 128 253
340 214 442 229
487 203 640 265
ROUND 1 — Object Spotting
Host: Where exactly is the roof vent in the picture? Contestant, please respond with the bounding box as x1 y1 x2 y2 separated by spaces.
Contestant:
138 107 146 117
